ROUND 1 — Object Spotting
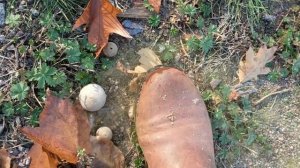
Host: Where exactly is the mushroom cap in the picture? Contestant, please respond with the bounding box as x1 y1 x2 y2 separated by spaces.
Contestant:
79 84 107 112
96 127 113 140
103 42 118 57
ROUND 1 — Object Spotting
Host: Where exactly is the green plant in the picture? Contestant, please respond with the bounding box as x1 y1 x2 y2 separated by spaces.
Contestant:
26 64 66 89
42 0 88 18
186 25 216 54
170 26 179 37
148 15 160 28
5 13 21 27
10 82 29 101
2 102 15 117
143 0 154 12
203 85 267 160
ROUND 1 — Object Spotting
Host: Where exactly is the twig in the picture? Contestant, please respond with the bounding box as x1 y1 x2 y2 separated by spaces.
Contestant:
31 84 43 108
276 9 290 31
180 37 189 57
254 88 291 106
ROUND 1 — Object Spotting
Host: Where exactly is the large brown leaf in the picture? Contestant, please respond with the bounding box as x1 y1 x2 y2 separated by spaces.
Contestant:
73 0 132 57
238 45 277 83
0 149 10 168
21 91 92 163
28 144 59 168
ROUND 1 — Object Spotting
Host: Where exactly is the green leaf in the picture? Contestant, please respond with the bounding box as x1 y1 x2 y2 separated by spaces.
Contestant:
75 71 93 85
2 102 14 117
292 58 300 75
200 35 214 54
29 108 42 126
52 72 67 86
15 102 29 116
37 47 56 61
187 35 200 51
200 3 211 17
196 17 204 30
10 82 29 101
5 13 21 27
80 38 97 52
202 90 213 101
26 64 58 88
81 53 95 70
47 29 60 40
148 15 160 28
246 131 257 145
62 40 81 63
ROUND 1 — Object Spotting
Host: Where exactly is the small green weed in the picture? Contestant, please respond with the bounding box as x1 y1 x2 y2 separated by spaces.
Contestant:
186 25 216 55
203 84 269 160
10 82 29 101
5 13 21 27
148 14 160 28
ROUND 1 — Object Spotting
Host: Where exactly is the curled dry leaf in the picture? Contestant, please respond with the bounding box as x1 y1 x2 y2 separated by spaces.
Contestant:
238 45 277 83
90 136 125 168
128 48 162 74
0 149 11 168
73 0 132 57
28 144 59 168
21 91 92 163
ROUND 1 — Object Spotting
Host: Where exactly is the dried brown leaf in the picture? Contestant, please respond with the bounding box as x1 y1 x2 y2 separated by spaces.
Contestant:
21 91 92 163
73 0 132 57
28 144 59 168
238 45 277 83
0 149 10 168
128 48 162 74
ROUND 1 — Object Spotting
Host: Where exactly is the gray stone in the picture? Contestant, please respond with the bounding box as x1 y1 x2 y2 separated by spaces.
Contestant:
0 34 4 43
0 3 5 27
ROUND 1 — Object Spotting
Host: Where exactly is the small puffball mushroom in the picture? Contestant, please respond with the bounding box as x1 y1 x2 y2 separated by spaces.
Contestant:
103 42 118 57
79 84 106 111
96 127 113 140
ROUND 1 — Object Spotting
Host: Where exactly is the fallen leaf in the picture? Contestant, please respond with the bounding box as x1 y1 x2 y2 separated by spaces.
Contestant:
128 48 162 74
238 45 277 83
21 91 92 163
73 0 132 57
148 0 161 13
90 136 125 168
0 149 10 168
28 144 59 168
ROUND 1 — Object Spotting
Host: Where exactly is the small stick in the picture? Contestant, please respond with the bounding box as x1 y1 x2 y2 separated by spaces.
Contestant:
254 88 291 106
31 85 43 108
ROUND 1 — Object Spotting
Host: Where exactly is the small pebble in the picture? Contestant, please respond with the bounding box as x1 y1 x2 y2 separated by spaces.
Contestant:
0 34 5 43
30 8 39 17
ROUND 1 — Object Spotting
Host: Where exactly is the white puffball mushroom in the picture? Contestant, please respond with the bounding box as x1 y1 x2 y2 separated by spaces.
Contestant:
79 84 107 111
96 127 113 140
103 42 118 57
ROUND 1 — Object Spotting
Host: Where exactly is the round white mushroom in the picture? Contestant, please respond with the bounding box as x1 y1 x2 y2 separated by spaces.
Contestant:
79 84 107 111
96 127 113 140
103 42 118 57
